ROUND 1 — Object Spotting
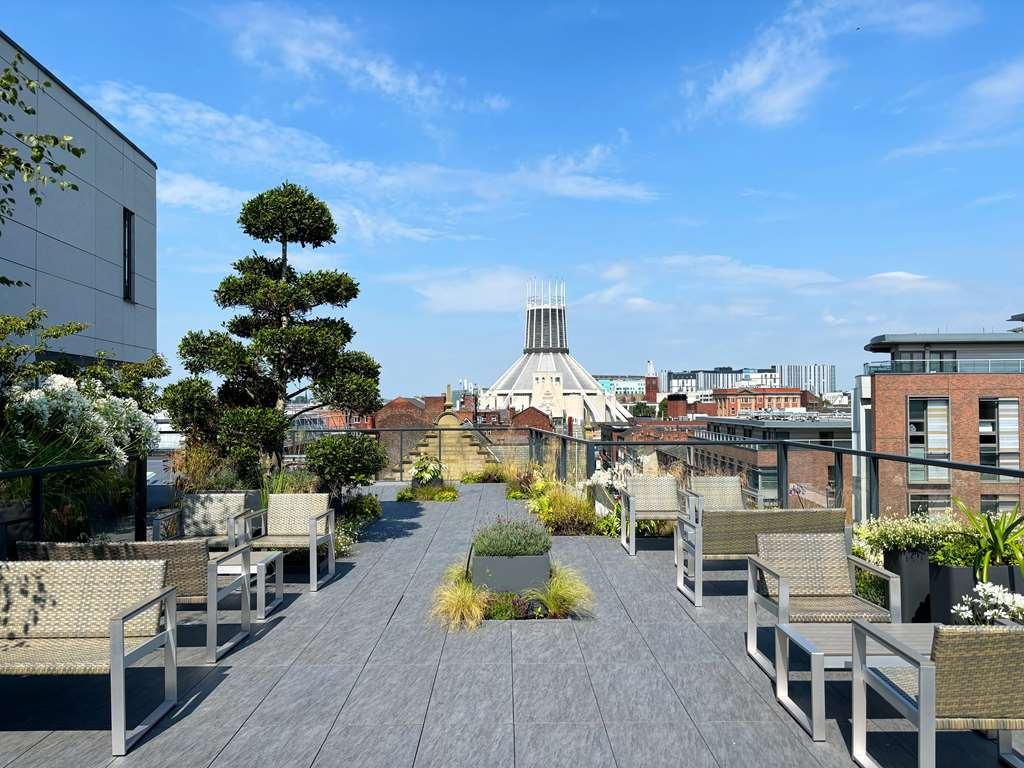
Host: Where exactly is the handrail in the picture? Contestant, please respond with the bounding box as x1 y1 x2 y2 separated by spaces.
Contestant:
865 358 1024 375
0 457 114 480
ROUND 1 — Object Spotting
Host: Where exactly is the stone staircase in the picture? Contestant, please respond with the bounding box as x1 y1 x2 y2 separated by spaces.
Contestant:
391 426 498 481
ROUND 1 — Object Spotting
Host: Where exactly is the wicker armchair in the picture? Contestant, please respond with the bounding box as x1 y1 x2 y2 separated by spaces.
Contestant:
746 532 900 678
0 559 176 755
239 492 335 591
151 492 250 548
852 621 1024 768
689 475 745 511
675 504 848 608
17 540 252 663
620 476 685 556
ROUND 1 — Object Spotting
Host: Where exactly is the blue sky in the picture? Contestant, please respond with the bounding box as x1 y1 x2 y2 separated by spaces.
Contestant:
5 1 1023 396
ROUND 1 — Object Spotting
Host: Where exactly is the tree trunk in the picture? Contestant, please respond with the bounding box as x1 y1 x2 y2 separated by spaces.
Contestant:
271 236 288 472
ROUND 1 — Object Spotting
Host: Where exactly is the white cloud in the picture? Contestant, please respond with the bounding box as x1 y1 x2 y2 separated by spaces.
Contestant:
158 171 250 214
966 192 1016 208
660 253 839 290
218 2 509 114
600 264 630 281
329 202 446 244
822 310 850 326
691 0 978 126
888 57 1024 158
853 271 955 293
400 266 531 313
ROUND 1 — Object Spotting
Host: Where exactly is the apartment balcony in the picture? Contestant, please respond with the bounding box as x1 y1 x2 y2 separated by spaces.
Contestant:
864 358 1024 374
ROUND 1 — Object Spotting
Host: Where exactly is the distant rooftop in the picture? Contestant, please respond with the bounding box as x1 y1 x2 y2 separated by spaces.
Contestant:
865 332 1024 352
705 412 851 428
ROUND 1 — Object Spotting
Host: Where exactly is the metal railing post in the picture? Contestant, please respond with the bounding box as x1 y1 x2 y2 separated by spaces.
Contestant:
867 456 880 519
833 450 844 510
558 436 568 482
776 442 788 507
528 430 535 465
31 472 43 540
399 431 404 481
585 442 596 478
134 455 148 541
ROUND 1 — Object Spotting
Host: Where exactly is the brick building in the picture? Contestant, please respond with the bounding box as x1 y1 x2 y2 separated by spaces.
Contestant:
711 387 819 416
853 331 1024 520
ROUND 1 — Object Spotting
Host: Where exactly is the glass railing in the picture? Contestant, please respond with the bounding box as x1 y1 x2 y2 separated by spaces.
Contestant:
865 358 1024 374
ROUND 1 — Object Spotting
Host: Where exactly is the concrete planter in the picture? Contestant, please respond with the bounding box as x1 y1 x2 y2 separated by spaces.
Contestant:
883 549 931 622
471 553 551 593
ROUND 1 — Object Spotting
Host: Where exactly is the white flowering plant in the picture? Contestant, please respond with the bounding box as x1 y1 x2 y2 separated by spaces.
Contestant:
3 374 158 468
952 581 1024 625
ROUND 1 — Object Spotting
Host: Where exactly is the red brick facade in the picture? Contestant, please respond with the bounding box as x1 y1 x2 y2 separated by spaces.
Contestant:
869 373 1024 516
712 387 809 416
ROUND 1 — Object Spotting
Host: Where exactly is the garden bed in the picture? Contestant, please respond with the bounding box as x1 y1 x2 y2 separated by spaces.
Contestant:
432 519 591 629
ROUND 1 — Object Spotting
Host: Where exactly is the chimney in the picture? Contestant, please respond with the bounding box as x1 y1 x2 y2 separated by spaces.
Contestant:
666 393 688 419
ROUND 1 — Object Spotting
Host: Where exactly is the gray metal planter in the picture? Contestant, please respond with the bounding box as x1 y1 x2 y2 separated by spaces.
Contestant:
930 563 1024 623
471 553 551 593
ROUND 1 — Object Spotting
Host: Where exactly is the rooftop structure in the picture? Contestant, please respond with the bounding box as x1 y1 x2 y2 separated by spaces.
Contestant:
481 281 631 430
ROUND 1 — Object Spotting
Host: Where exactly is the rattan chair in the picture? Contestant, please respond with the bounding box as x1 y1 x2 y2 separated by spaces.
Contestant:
852 621 1024 768
620 475 685 556
746 532 900 678
151 492 250 548
239 493 335 591
675 502 848 607
689 475 745 511
0 559 176 755
17 540 252 663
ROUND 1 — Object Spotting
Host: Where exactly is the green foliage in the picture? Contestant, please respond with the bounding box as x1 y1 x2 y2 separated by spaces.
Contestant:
0 308 86 409
412 455 445 485
594 504 666 538
1 53 85 254
931 532 980 567
484 592 530 620
851 542 889 608
854 514 963 554
237 181 337 249
462 463 515 484
333 492 382 556
397 483 458 502
173 181 381 467
473 518 552 557
528 480 597 535
431 564 488 631
304 433 388 495
161 377 221 444
70 353 170 414
524 565 592 619
955 497 1024 581
218 407 289 484
631 401 655 418
171 442 248 494
657 398 669 418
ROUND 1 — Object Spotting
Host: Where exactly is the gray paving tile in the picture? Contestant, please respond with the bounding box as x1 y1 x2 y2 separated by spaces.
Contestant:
369 621 446 664
512 663 601 724
637 620 723 665
312 724 421 768
413 721 514 768
663 662 778 722
514 723 616 768
338 663 437 725
426 663 512 727
698 721 820 768
440 621 511 665
7 730 112 768
588 662 687 722
605 720 717 768
573 618 655 663
511 620 583 664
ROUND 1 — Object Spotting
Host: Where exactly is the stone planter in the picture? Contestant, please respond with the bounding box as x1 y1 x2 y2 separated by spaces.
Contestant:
929 563 1024 623
884 549 931 622
471 553 551 593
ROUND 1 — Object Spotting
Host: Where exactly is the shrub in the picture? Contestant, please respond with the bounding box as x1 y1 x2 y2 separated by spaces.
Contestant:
397 483 458 502
462 463 516 484
931 532 979 567
473 518 551 557
955 497 1024 581
854 514 963 555
171 442 248 493
340 492 382 520
594 503 668 538
304 433 389 496
411 455 445 485
525 565 592 618
160 376 221 443
851 542 889 608
217 407 289 484
431 565 488 630
529 483 597 535
484 592 530 620
333 493 382 556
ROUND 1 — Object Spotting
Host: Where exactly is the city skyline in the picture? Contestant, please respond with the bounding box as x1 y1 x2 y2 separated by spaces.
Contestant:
3 2 1022 396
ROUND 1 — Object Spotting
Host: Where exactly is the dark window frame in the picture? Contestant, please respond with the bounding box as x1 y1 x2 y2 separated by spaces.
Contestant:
122 207 135 302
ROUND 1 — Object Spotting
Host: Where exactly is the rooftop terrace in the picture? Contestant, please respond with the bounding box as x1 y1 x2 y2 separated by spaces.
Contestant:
3 482 1016 768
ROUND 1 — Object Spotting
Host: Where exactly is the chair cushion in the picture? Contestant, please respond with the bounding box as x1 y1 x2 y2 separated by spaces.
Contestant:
787 595 889 623
0 636 153 675
756 532 851 596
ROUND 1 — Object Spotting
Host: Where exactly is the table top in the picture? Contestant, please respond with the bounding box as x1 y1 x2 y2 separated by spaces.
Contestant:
214 549 283 570
777 622 936 657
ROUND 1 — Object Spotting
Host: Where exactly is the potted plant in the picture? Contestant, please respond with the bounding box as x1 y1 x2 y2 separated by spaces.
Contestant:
411 455 445 489
855 515 954 622
928 530 980 624
951 581 1024 625
470 518 552 593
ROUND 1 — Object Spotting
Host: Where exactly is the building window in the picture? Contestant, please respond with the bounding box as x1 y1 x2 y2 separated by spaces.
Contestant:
908 493 951 517
122 208 135 302
908 398 949 483
979 398 1020 482
928 350 956 373
981 495 1020 516
893 351 924 373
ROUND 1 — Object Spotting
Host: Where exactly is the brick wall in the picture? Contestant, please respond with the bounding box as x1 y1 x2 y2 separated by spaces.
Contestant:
870 373 1024 516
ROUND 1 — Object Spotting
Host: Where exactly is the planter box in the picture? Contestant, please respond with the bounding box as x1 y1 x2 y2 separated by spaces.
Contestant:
884 549 931 622
929 564 1024 623
471 553 551 593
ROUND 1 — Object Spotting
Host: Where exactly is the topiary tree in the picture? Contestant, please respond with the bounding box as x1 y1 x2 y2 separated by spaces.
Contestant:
177 181 382 469
161 376 221 444
304 433 389 499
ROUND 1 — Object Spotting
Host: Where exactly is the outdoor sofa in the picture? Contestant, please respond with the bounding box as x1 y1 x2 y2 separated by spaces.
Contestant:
0 559 176 755
18 539 252 663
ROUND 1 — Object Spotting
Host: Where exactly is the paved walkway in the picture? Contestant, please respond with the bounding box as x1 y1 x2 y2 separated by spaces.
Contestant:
0 483 1002 767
